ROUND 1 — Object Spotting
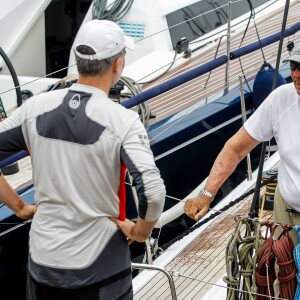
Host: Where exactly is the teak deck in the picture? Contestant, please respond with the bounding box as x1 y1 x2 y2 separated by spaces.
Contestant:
145 1 300 125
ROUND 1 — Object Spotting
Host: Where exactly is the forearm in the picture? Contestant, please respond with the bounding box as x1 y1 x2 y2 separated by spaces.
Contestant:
131 217 156 242
204 127 260 196
0 171 25 215
204 145 242 196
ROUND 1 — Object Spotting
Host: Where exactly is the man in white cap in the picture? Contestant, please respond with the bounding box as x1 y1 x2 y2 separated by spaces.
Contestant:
184 45 300 244
0 19 165 299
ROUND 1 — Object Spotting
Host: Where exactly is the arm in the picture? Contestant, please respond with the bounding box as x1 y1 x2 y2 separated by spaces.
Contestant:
184 126 260 221
0 170 36 219
111 217 156 243
115 117 166 243
0 104 28 161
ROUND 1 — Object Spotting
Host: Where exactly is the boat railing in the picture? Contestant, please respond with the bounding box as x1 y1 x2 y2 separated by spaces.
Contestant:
1 21 300 170
121 21 300 109
131 263 177 300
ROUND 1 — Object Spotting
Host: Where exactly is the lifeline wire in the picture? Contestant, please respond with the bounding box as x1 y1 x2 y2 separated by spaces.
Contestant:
170 271 288 300
0 0 248 97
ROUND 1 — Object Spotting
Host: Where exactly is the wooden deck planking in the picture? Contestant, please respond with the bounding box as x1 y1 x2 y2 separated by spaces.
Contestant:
146 1 300 126
134 180 274 300
134 193 256 299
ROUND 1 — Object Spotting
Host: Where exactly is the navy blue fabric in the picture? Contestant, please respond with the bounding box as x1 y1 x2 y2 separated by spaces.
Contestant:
28 230 131 289
230 22 300 59
0 126 27 161
121 55 228 109
0 150 28 168
120 146 148 219
253 63 287 109
37 90 105 145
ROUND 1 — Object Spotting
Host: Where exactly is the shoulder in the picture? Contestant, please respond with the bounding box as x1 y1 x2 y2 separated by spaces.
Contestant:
22 88 68 117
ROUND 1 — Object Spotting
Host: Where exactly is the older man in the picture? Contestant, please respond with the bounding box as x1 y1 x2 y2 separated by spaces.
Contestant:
184 46 300 245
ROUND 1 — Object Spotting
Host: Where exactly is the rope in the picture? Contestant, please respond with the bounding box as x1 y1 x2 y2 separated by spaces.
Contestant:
256 223 297 300
259 172 278 219
115 76 152 127
92 0 134 21
170 271 287 300
272 224 296 300
256 222 276 299
223 217 264 300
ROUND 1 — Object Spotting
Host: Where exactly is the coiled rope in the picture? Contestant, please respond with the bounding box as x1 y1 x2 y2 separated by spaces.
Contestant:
92 0 134 21
256 222 277 299
256 222 296 300
223 216 264 300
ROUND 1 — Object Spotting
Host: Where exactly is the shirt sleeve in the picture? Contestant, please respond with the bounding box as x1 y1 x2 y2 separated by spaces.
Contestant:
120 118 166 222
0 103 28 161
244 91 274 142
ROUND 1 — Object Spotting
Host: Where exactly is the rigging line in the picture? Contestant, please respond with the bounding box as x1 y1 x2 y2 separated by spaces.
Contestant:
124 183 275 224
0 0 286 99
0 64 77 97
237 0 256 93
0 219 31 237
147 58 265 142
149 60 252 107
134 1 243 44
266 264 272 300
188 0 280 47
124 181 182 202
0 1 283 99
169 272 288 300
137 51 178 84
148 47 281 140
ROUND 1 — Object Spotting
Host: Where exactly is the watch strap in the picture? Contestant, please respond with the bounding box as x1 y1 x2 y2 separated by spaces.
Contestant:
199 188 215 201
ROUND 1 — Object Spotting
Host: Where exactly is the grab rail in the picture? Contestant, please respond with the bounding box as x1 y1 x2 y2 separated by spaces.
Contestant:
1 21 300 169
132 263 177 299
122 21 300 109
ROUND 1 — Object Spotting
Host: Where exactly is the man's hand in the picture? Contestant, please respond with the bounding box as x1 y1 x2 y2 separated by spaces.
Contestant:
110 217 136 244
16 202 37 220
0 174 36 220
110 217 157 244
184 196 212 221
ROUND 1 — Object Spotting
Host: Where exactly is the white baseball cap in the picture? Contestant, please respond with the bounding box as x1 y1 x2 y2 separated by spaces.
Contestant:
283 46 300 63
74 19 135 60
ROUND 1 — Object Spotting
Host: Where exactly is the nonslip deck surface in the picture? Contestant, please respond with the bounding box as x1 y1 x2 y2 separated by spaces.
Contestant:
145 0 300 126
134 190 273 300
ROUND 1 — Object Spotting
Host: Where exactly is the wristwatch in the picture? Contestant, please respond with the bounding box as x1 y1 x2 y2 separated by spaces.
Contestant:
198 188 215 201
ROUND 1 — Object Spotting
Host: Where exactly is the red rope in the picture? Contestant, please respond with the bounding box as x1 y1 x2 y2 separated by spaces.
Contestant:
272 224 297 300
256 223 276 299
256 223 296 299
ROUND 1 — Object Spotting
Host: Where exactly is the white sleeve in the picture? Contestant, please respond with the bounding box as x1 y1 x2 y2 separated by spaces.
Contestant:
244 91 274 142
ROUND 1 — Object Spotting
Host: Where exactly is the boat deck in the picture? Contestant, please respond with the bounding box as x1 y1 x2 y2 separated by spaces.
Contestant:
134 187 273 299
145 0 300 126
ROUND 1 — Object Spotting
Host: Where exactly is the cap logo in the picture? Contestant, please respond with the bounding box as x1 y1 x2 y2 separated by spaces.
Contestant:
69 94 81 109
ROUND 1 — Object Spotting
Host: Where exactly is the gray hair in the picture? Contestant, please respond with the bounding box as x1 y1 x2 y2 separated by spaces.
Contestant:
75 46 124 76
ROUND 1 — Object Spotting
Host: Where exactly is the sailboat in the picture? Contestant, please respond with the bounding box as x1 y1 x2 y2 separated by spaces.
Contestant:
0 0 299 298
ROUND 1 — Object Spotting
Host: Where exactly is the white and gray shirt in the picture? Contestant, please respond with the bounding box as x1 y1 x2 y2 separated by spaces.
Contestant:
0 83 166 288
